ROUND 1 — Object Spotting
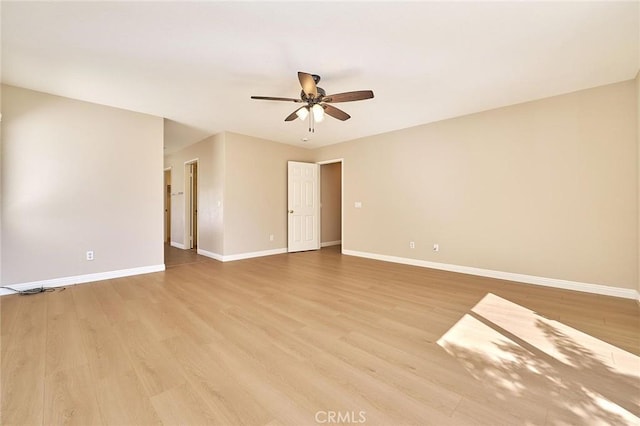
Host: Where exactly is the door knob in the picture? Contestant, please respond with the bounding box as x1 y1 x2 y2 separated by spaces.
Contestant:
288 210 294 214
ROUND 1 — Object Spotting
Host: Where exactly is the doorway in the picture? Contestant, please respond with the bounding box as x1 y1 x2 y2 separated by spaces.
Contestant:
185 160 198 250
319 160 343 250
164 168 172 244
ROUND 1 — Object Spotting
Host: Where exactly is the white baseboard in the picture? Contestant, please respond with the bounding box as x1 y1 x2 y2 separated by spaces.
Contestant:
197 248 223 261
170 241 186 249
343 250 639 301
197 247 287 262
222 248 287 262
0 264 166 297
321 240 342 247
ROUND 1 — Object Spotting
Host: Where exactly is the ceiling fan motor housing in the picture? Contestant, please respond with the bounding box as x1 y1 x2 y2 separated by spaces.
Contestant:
302 86 326 102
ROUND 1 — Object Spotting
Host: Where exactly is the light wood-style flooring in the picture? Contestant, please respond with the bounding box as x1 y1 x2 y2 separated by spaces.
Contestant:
2 246 639 425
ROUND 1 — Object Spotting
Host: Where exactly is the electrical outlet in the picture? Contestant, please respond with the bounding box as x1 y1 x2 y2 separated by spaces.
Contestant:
269 234 274 241
86 250 94 261
433 244 439 252
409 241 415 249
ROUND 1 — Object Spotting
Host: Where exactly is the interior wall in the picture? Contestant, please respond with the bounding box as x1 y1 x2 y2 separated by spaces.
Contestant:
321 162 342 245
163 133 225 255
223 132 312 255
1 85 164 285
313 79 638 290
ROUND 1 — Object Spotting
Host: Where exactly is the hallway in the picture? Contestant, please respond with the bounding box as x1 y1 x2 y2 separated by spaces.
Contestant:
164 244 211 268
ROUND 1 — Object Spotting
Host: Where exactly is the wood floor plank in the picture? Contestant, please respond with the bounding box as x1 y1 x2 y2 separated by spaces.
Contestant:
150 382 221 425
0 293 22 339
210 338 320 425
45 311 88 377
43 365 104 426
1 294 47 426
77 319 131 381
450 396 531 425
217 300 455 425
1 245 638 425
94 369 162 425
90 280 138 326
71 284 110 330
114 319 186 397
162 334 273 425
110 274 159 303
293 325 462 424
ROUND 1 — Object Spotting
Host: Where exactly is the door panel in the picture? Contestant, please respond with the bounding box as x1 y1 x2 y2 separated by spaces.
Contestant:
288 161 319 252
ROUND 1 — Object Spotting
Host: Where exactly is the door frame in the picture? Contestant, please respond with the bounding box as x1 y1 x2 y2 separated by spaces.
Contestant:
164 167 172 244
317 158 344 253
184 159 199 250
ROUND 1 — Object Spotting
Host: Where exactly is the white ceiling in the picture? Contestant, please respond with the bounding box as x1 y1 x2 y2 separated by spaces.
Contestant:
2 1 638 153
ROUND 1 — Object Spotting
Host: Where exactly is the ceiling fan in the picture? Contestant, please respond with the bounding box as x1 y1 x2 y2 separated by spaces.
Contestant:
251 71 374 132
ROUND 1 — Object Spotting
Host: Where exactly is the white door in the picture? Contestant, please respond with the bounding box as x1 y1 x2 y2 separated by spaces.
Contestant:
288 161 320 252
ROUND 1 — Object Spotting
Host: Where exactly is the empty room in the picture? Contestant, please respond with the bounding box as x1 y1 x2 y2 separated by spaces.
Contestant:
1 1 639 425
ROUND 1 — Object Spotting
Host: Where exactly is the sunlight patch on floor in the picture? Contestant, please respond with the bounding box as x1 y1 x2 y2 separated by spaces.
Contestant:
437 293 639 425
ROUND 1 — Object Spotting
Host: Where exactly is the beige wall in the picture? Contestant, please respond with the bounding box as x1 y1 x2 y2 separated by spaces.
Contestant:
1 85 164 285
321 162 342 244
223 132 312 255
314 80 638 290
163 132 225 255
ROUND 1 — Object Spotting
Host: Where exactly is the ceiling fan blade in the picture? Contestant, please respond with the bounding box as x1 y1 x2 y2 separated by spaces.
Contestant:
285 107 306 122
323 104 351 121
251 96 302 102
298 72 318 98
324 90 374 103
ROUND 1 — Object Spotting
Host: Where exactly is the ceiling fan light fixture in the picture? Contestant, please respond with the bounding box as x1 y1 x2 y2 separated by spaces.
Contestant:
312 104 324 122
296 107 309 120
